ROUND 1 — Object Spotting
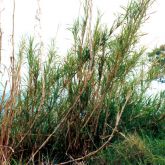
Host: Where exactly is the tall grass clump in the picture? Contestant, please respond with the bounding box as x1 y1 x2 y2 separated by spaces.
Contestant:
1 0 165 164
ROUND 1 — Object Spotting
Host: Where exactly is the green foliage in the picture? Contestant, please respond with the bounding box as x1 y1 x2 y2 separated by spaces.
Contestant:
89 134 165 165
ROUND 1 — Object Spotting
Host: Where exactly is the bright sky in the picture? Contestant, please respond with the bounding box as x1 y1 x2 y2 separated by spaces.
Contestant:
0 0 165 93
0 0 165 59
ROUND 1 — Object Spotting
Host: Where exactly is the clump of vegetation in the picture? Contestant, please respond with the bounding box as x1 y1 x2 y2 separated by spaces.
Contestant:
0 0 165 164
89 133 165 165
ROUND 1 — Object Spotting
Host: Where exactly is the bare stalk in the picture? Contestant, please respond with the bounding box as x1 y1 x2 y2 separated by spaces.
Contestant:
0 0 4 65
87 0 93 70
0 28 2 65
11 0 15 82
35 0 45 111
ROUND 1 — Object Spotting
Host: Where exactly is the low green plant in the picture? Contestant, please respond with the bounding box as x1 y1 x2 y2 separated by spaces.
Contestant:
89 133 165 165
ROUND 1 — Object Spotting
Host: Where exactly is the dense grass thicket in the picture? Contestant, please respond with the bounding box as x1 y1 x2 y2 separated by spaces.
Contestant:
0 0 165 164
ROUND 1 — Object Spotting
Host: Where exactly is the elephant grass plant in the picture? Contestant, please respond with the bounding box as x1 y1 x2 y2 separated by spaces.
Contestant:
1 0 165 164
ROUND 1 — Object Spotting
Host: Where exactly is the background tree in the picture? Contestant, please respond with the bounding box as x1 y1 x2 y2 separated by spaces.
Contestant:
148 44 165 82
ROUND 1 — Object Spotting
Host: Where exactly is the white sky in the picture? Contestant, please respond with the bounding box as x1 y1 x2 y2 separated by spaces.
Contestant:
0 0 165 60
0 0 165 94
